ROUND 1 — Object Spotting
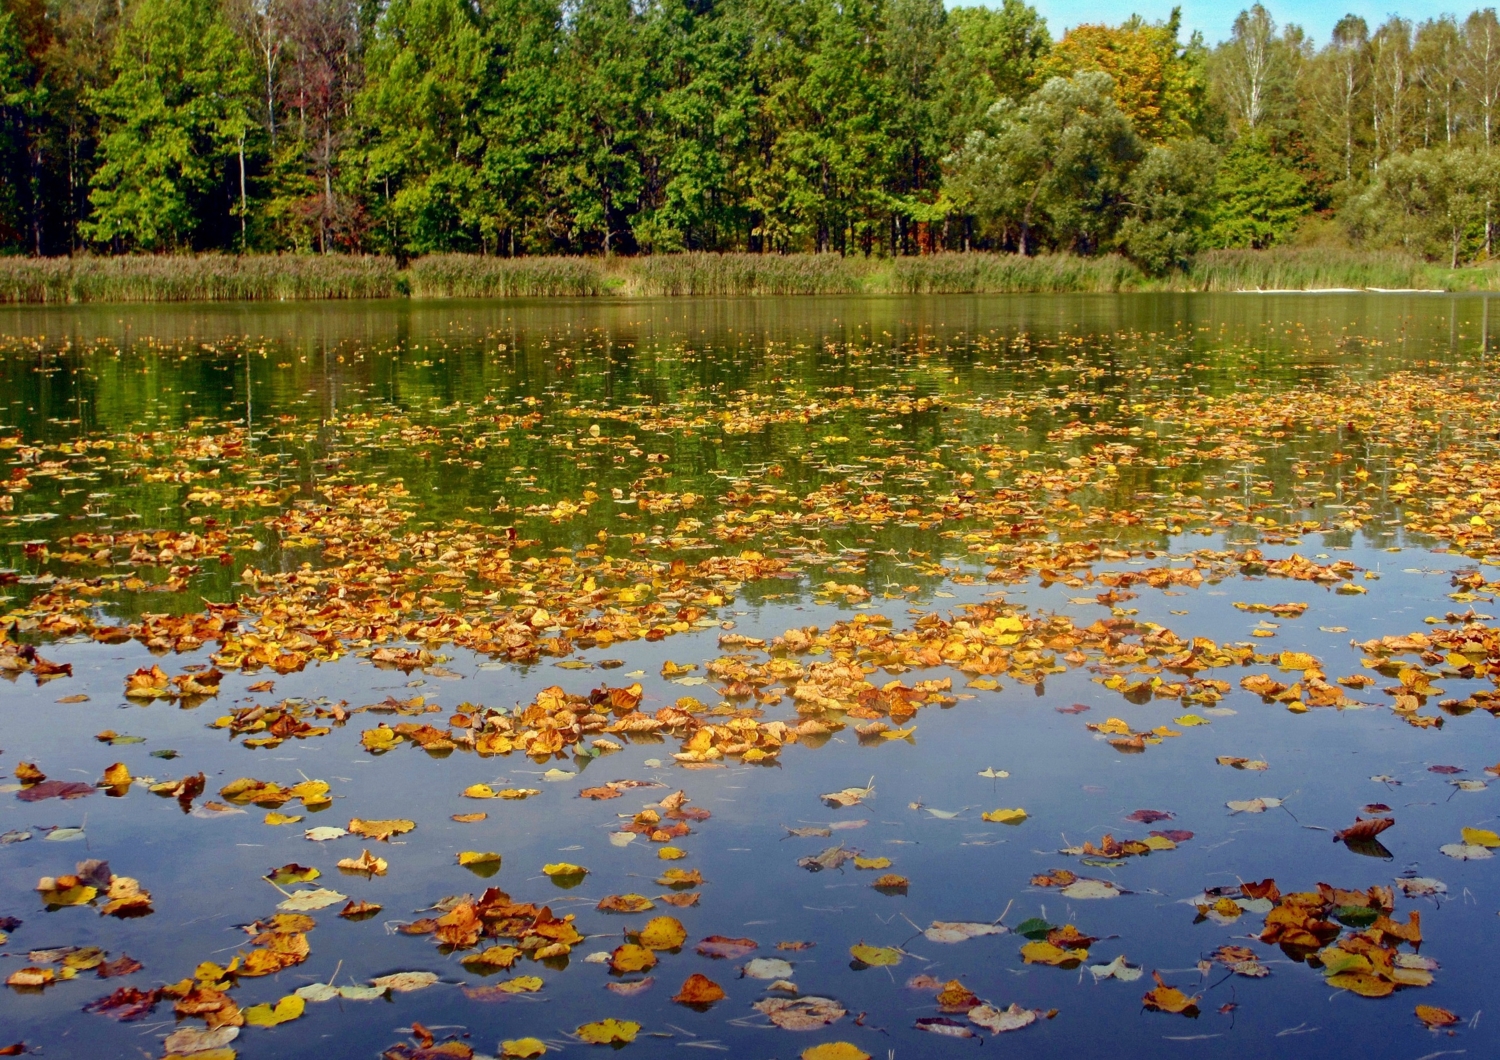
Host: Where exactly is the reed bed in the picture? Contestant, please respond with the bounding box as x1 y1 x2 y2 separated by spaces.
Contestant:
405 254 605 298
0 254 400 303
887 252 1148 293
1183 248 1439 292
3 248 1498 304
621 252 870 295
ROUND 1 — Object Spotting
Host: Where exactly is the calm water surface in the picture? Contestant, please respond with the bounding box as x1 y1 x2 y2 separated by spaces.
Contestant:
1 293 1498 1060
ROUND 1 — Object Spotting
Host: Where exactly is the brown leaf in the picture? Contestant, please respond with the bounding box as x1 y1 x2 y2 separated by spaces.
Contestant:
1333 816 1395 844
671 973 725 1006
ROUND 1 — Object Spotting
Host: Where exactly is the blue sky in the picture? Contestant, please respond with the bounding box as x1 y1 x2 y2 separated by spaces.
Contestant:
1024 0 1468 48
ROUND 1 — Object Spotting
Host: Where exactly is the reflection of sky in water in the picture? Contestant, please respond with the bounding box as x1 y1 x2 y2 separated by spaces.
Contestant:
0 294 1497 1059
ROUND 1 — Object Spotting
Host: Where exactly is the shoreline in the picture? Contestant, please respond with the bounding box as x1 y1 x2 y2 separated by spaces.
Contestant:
0 249 1494 305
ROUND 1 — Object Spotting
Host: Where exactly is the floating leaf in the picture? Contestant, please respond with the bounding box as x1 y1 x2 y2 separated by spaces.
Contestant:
981 807 1027 824
575 1019 639 1045
370 971 438 993
800 1045 869 1060
638 915 687 950
672 973 725 1005
1142 972 1199 1016
849 943 901 967
243 994 305 1027
276 888 346 912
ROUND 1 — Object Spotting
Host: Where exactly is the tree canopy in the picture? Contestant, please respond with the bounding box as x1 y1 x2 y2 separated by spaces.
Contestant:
1 0 1499 268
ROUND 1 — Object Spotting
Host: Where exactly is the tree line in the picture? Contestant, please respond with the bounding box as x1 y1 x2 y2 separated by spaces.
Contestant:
4 0 1500 269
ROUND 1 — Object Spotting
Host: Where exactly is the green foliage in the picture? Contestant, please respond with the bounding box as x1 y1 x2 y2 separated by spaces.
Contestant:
945 71 1142 255
83 0 257 251
937 1 1051 143
1206 135 1311 250
13 0 1500 264
1120 138 1219 273
1346 148 1500 266
0 8 36 246
351 0 494 256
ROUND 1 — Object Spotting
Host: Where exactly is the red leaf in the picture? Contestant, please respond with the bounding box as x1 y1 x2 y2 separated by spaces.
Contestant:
1333 816 1395 843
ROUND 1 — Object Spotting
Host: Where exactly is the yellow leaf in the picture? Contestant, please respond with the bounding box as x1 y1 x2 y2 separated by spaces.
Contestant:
638 915 687 950
264 812 302 825
463 946 522 970
243 994 305 1027
1096 717 1131 735
100 762 131 787
575 1019 639 1045
657 846 686 860
1415 1005 1460 1028
981 808 1027 824
1326 972 1395 997
463 784 498 798
542 862 587 877
610 943 657 973
1278 651 1318 670
498 788 541 799
1020 941 1087 966
802 1045 871 1060
502 1039 548 1058
1461 827 1500 847
849 943 901 967
853 856 891 869
1173 714 1208 727
457 851 501 867
163 1051 236 1060
879 726 916 739
347 818 415 841
497 975 544 993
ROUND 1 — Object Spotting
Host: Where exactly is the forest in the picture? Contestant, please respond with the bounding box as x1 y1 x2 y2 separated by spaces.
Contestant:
5 0 1500 272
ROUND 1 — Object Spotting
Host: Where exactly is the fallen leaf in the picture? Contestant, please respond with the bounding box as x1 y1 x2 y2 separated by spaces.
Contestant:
370 971 438 993
981 807 1027 824
1089 955 1144 982
849 943 901 967
163 1026 239 1053
672 973 725 1005
242 994 305 1027
697 935 757 959
1142 971 1200 1016
800 1045 869 1060
754 995 845 1030
1415 1005 1460 1029
575 1019 639 1044
638 915 687 950
968 1002 1038 1033
276 888 346 912
336 849 388 875
347 818 415 842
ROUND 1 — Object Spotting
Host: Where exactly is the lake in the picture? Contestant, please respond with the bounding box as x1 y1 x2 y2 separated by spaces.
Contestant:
1 292 1497 1060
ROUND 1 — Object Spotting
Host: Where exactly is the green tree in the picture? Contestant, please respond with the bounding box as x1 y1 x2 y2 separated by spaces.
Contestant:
555 0 650 253
84 0 257 250
348 0 492 255
936 0 1050 147
745 0 896 253
1205 133 1310 248
0 7 38 248
1348 147 1498 265
945 71 1142 254
1119 137 1218 273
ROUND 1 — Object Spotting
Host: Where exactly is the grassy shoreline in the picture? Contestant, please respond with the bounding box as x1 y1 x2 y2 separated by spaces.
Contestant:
0 248 1494 304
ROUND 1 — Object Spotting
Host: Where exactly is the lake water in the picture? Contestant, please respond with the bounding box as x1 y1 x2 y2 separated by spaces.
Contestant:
1 293 1498 1060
